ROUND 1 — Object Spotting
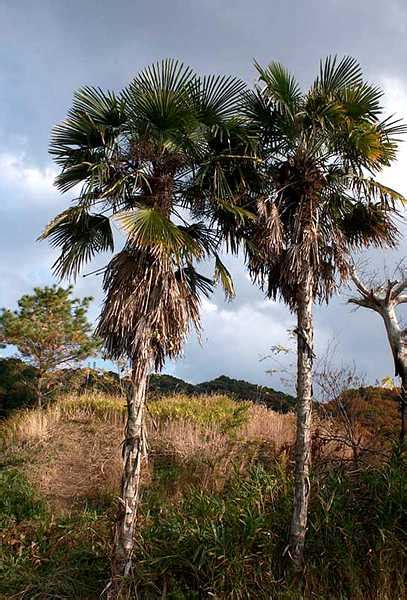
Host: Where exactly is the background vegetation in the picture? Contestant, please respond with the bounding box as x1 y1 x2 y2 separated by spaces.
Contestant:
0 390 405 599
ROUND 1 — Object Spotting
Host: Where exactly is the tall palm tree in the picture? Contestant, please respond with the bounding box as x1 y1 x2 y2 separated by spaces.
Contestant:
240 56 406 570
41 59 248 593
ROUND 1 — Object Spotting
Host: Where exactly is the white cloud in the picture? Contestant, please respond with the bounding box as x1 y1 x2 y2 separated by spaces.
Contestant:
377 77 407 195
0 151 58 204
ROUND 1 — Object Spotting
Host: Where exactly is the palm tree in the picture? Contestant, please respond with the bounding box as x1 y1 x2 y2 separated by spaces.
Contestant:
41 59 248 594
241 56 406 570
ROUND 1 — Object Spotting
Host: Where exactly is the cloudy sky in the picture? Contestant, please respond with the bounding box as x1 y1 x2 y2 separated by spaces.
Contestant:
1 0 406 392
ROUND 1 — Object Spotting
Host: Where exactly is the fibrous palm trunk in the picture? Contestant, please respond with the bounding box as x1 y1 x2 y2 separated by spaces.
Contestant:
108 361 150 598
400 377 406 447
289 271 314 571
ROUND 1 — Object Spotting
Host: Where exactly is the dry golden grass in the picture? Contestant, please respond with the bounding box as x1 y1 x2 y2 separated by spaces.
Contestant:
1 392 299 510
244 403 295 449
3 389 388 512
5 390 384 512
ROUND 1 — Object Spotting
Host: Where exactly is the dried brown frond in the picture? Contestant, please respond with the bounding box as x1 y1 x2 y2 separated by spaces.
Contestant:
96 247 201 371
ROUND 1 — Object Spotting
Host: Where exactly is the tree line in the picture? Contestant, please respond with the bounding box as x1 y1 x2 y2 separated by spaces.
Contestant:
2 55 406 597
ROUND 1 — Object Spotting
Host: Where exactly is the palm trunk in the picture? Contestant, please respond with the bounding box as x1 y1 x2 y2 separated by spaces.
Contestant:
108 361 149 597
289 272 314 571
400 376 406 448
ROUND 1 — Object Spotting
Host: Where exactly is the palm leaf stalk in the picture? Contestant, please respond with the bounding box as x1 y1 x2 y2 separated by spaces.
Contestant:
239 56 406 571
41 59 246 596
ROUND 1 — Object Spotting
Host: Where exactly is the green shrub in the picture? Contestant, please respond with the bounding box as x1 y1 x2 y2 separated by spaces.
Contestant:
149 393 250 431
132 458 406 599
0 509 110 599
0 469 46 527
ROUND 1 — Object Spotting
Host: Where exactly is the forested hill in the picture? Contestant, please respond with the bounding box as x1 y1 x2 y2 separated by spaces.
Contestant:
150 374 295 413
0 358 295 416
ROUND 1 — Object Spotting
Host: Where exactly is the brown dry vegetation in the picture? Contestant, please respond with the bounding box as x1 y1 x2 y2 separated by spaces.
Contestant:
2 393 296 512
3 390 398 514
1 390 405 600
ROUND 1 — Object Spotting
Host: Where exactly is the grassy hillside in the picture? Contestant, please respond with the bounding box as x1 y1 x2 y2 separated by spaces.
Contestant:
0 391 405 599
0 358 295 417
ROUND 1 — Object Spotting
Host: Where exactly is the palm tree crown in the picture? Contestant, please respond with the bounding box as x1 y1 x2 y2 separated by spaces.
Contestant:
41 59 247 369
244 56 406 307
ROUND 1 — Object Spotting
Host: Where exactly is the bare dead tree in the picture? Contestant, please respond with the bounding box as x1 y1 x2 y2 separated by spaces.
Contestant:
349 267 407 446
314 353 385 467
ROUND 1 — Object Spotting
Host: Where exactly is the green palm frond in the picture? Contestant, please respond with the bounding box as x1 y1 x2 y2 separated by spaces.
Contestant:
39 207 114 280
349 175 406 208
115 207 202 258
190 74 247 124
338 83 383 121
50 87 125 194
315 55 363 93
71 87 126 124
214 254 235 299
123 59 197 139
377 114 407 139
242 88 279 135
217 201 256 224
255 60 301 116
304 92 344 129
178 221 220 256
134 58 195 97
176 264 213 297
50 87 125 153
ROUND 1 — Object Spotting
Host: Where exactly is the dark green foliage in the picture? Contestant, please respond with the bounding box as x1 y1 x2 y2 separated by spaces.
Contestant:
0 360 122 417
0 358 37 417
0 469 46 528
149 373 195 395
0 286 100 406
0 510 109 599
194 375 295 412
134 464 291 599
132 459 406 599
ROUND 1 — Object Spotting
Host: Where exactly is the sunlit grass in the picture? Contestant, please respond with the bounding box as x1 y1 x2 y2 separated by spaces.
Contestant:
0 391 405 599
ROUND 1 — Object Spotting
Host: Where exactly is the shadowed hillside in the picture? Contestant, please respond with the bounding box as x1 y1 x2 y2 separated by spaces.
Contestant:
0 358 295 417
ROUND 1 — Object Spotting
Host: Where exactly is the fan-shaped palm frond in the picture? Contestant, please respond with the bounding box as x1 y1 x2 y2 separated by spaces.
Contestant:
50 87 126 194
39 207 114 280
177 221 220 255
114 207 203 258
314 55 363 93
189 73 247 124
255 60 301 117
337 82 383 121
176 264 213 298
349 175 406 207
123 59 197 144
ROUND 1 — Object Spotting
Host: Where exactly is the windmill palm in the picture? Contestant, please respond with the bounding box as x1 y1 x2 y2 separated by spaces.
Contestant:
241 56 406 570
41 59 247 593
